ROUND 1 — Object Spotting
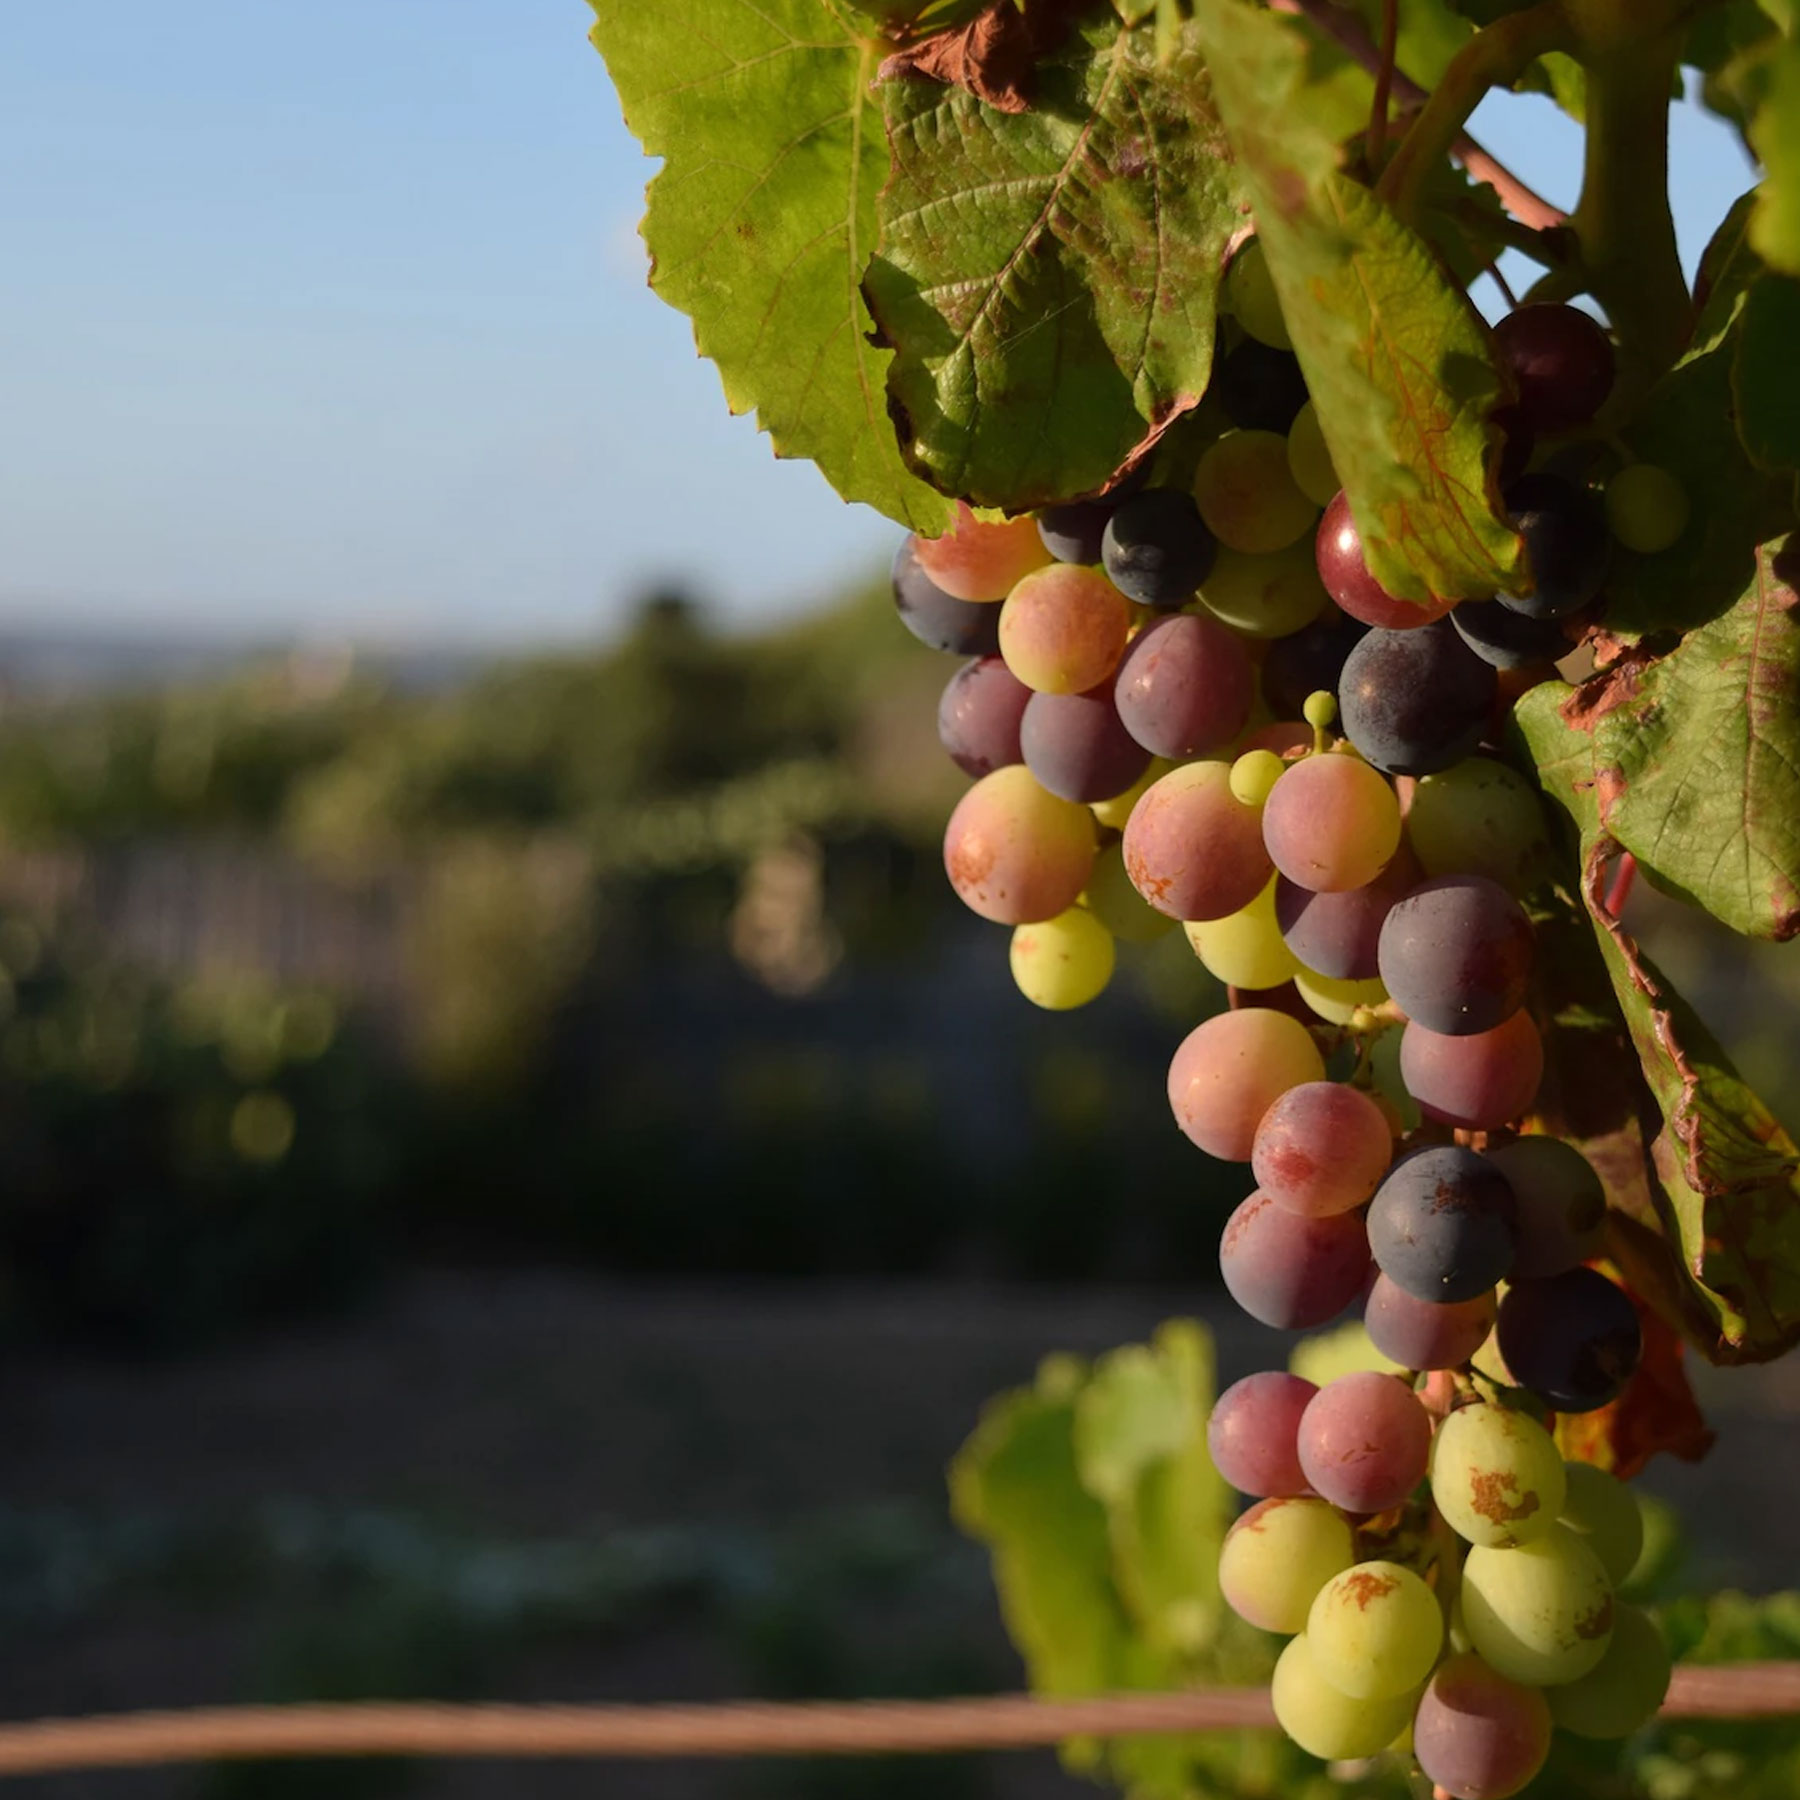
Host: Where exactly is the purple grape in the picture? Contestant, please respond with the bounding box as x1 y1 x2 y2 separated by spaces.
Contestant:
1113 612 1254 759
1019 681 1151 804
1037 500 1113 566
1364 1275 1497 1371
1219 1191 1371 1330
1492 303 1615 435
1452 597 1571 670
1261 610 1369 719
1402 1011 1545 1131
1367 1146 1517 1304
893 536 1003 656
1499 474 1610 620
1338 619 1497 776
1101 489 1218 609
1276 847 1419 981
937 656 1031 778
1216 340 1310 434
1208 1371 1318 1497
1486 1136 1606 1280
1497 1268 1641 1412
1415 1653 1552 1799
1377 874 1535 1037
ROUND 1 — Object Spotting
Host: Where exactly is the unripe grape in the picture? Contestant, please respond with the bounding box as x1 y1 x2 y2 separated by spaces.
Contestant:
1009 907 1115 1010
1271 1634 1421 1761
1307 1559 1443 1698
1558 1461 1644 1587
1286 400 1340 507
1224 239 1291 349
1185 876 1302 990
1461 1524 1614 1686
999 564 1131 694
1548 1603 1670 1739
1218 1496 1354 1632
1431 1403 1567 1548
1193 432 1318 556
1605 462 1689 553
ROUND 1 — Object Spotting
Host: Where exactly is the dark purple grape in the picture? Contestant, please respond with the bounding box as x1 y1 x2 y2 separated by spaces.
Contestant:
1261 610 1369 718
1113 612 1253 758
1499 474 1610 620
1276 847 1419 981
1220 1190 1371 1330
1338 619 1498 777
893 536 1003 655
1216 340 1310 434
1019 681 1151 804
1037 500 1114 566
1492 304 1616 436
937 656 1031 778
1452 597 1571 670
1208 1371 1317 1497
1377 874 1535 1037
1367 1145 1517 1304
1493 403 1536 487
1101 489 1218 609
1487 1136 1605 1280
1497 1268 1641 1412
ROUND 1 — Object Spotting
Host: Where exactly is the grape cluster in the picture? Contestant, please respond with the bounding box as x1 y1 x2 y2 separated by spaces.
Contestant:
896 253 1690 1794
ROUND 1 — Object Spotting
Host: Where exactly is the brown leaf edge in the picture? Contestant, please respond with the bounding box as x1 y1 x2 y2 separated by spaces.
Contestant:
875 0 1093 113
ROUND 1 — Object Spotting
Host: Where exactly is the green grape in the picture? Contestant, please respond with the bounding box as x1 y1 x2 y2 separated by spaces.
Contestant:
1547 1603 1671 1739
1193 433 1320 557
1286 400 1340 507
1431 1403 1567 1549
1604 463 1690 554
1307 1559 1444 1699
1218 1496 1355 1633
1090 754 1171 832
1082 841 1175 944
1559 1461 1644 1586
1194 541 1330 637
1271 1632 1419 1760
1010 906 1115 1009
1405 758 1555 896
1295 968 1387 1024
1230 748 1287 807
1461 1524 1614 1686
1185 874 1301 989
1224 239 1293 350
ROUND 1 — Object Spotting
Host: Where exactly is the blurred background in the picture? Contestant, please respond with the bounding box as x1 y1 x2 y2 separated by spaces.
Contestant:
1 5 1797 1797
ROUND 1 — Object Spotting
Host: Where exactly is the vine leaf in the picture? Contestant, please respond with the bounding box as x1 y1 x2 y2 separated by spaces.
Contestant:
1194 0 1524 604
1729 31 1800 272
1516 682 1800 1363
587 0 953 533
865 11 1249 511
875 0 1087 112
1735 273 1800 470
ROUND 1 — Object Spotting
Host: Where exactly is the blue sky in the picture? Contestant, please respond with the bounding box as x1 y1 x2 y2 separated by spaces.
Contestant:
0 6 1759 646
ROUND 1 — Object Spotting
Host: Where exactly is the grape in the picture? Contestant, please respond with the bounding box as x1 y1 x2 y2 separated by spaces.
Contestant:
1090 755 1170 832
1271 1633 1420 1761
1485 1136 1605 1279
1431 1403 1567 1549
1461 1524 1614 1685
1401 1011 1545 1131
1406 758 1555 897
1413 1652 1553 1800
1101 488 1218 608
1019 682 1151 804
1315 493 1455 630
943 765 1097 924
1171 1008 1325 1159
1113 612 1253 758
1252 1080 1393 1217
1239 718 1314 758
1224 238 1291 349
1193 431 1318 556
1186 876 1302 990
1497 1268 1641 1412
1493 403 1535 488
1009 907 1115 1010
999 564 1132 694
1082 841 1175 944
1195 541 1331 638
1499 474 1610 620
1492 303 1616 435
1294 968 1388 1024
937 656 1031 778
1559 1461 1644 1586
1123 760 1272 921
1219 1189 1370 1328
1037 498 1114 565
1220 1498 1355 1633
914 502 1051 601
1229 749 1287 808
1286 400 1340 508
1604 462 1690 554
1367 1145 1517 1304
1451 598 1570 671
1216 339 1309 433
1307 1559 1444 1698
1296 1370 1432 1513
1208 1371 1318 1497
893 537 1004 655
1263 752 1402 894
1276 846 1419 980
1261 609 1367 718
1548 1603 1670 1739
1338 620 1497 776
1364 1275 1496 1371
1377 875 1534 1037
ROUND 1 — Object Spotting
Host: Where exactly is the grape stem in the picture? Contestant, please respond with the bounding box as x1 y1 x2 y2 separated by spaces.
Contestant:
1366 0 1399 173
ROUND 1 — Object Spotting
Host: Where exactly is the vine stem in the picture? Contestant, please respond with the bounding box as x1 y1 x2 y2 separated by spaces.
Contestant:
1367 0 1399 172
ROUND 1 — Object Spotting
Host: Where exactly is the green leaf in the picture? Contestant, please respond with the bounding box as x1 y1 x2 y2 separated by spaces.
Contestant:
1194 0 1524 604
1735 275 1800 469
1692 188 1764 355
1719 28 1800 273
865 11 1248 509
588 0 953 533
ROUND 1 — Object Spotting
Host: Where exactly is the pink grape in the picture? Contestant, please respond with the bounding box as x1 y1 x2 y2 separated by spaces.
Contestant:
999 564 1131 695
1113 612 1254 758
1413 1652 1553 1800
914 502 1050 601
1401 1010 1545 1130
1124 761 1272 922
942 766 1096 925
1296 1370 1432 1514
1169 1009 1325 1159
1219 1190 1370 1329
1251 1081 1393 1217
1208 1371 1318 1497
1363 1274 1497 1371
1262 752 1403 893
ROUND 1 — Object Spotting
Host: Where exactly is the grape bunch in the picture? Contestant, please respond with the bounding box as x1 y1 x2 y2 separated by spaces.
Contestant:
894 245 1695 1794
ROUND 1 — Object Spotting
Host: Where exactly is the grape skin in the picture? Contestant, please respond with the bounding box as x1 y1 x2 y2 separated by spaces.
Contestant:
1364 1275 1496 1371
1081 842 1174 944
1271 1634 1420 1761
1451 597 1570 671
1498 474 1610 620
1123 761 1272 922
1339 620 1498 777
1558 1461 1644 1587
1262 752 1401 895
1261 607 1367 718
1113 612 1253 758
942 766 1096 925
1491 303 1616 435
1486 1136 1605 1279
1285 401 1340 508
1315 492 1455 630
1193 431 1318 556
914 503 1051 601
1252 1080 1393 1217
1413 1652 1553 1800
937 657 1031 778
894 537 1004 655
1497 1268 1642 1413
1185 876 1302 990
1037 499 1114 565
1294 968 1387 1024
1171 1008 1326 1160
1405 758 1554 897
1376 874 1535 1037
1604 462 1689 553
1218 1496 1354 1633
1431 1402 1567 1549
1216 339 1310 433
1366 1145 1518 1304
1019 682 1151 804
1307 1558 1443 1698
1224 239 1291 349
1400 1010 1545 1131
1296 1370 1432 1513
1277 846 1419 980
1208 1371 1317 1498
1009 907 1115 1010
1101 488 1218 608
999 565 1132 695
1547 1603 1671 1739
1219 1189 1369 1328
1461 1524 1615 1686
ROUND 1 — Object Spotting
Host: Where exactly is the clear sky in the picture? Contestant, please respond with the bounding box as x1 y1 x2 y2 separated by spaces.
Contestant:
0 6 1759 646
